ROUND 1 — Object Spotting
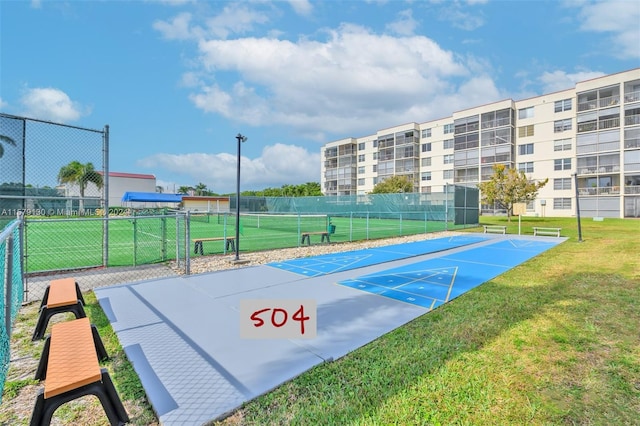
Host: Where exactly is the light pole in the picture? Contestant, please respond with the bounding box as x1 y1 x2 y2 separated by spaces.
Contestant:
235 133 247 261
572 172 583 242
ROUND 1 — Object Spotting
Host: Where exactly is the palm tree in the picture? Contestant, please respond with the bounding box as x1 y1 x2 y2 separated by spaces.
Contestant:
194 182 208 196
0 135 16 158
156 185 164 193
177 186 192 195
57 161 103 212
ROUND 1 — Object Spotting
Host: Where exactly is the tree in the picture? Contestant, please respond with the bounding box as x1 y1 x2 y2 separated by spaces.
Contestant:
156 185 164 193
0 135 16 158
371 175 414 194
477 164 548 221
194 182 208 196
177 186 192 195
57 161 103 212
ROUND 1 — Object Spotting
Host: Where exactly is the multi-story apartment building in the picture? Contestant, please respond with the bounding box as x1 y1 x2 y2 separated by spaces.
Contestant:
321 68 640 218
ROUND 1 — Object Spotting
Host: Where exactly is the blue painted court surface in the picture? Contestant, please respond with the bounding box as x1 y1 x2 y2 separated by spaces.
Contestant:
268 234 488 276
338 238 562 308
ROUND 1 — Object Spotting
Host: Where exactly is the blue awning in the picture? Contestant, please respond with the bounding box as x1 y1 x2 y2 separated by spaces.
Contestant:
121 192 183 203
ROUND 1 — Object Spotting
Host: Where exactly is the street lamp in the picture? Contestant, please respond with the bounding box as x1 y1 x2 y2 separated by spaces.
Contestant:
235 133 247 261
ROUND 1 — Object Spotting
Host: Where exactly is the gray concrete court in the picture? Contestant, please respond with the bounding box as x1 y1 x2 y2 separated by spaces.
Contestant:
94 235 517 425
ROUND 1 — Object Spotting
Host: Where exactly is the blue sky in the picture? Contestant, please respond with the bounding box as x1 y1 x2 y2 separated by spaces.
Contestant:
1 0 639 194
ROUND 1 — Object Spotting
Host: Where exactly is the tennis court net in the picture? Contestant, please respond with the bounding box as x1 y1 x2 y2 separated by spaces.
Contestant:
218 212 329 233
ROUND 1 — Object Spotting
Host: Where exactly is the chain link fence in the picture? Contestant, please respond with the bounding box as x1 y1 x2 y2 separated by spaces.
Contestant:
1 114 190 304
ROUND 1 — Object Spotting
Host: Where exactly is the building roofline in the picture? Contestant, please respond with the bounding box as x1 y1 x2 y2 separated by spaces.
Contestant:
98 171 156 179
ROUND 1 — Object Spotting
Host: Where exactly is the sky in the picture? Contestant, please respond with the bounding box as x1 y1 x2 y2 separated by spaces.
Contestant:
1 0 639 194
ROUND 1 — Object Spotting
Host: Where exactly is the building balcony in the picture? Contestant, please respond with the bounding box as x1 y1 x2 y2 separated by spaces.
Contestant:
625 139 640 149
578 100 597 112
599 117 620 130
599 95 620 108
625 114 640 126
625 185 640 194
578 165 620 175
624 90 640 103
578 186 621 196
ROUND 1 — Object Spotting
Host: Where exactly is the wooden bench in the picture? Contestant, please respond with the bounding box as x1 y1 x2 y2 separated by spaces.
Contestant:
193 236 235 255
30 318 129 426
32 278 86 341
533 227 562 237
301 231 330 245
483 225 507 234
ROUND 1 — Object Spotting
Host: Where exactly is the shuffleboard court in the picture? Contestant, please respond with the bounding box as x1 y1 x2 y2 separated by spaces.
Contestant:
338 237 563 308
268 234 489 277
95 233 566 424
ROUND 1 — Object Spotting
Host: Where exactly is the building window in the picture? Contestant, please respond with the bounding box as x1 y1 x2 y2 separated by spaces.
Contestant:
518 162 534 173
518 125 534 138
554 98 572 112
518 143 534 155
443 139 454 149
422 157 431 167
421 143 432 152
443 170 453 179
358 178 365 186
422 129 432 138
554 118 572 133
421 171 432 181
373 152 378 160
373 140 378 148
553 198 572 209
554 138 572 151
358 166 365 174
421 186 432 193
518 106 534 119
358 154 365 162
443 154 454 164
358 142 365 151
444 123 454 134
553 178 572 190
554 158 572 170
373 177 379 185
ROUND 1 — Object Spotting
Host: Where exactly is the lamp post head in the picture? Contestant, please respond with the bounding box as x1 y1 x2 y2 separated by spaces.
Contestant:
236 133 248 143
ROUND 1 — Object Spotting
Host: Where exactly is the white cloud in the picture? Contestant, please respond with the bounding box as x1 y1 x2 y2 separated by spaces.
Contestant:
287 0 313 16
204 4 270 39
538 70 606 93
0 97 7 109
186 23 494 137
438 3 485 31
153 12 202 40
386 9 418 36
573 0 640 59
19 87 88 123
137 144 321 193
154 4 270 41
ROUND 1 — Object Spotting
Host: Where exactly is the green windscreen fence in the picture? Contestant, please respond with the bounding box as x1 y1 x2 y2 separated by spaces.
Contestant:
0 218 24 402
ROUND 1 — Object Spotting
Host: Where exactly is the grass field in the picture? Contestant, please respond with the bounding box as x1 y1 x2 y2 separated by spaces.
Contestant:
23 213 455 272
3 216 638 425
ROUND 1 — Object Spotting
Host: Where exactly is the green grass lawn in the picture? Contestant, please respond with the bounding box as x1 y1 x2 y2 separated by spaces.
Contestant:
3 216 638 425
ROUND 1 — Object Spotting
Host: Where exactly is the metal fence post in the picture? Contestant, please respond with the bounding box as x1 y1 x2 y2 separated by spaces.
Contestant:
185 211 191 275
103 124 110 267
445 183 449 231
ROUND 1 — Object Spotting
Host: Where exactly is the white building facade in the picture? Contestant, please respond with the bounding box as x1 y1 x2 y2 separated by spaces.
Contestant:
321 68 640 218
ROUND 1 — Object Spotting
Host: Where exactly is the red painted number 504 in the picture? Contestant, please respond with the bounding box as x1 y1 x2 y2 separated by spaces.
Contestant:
240 299 317 339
